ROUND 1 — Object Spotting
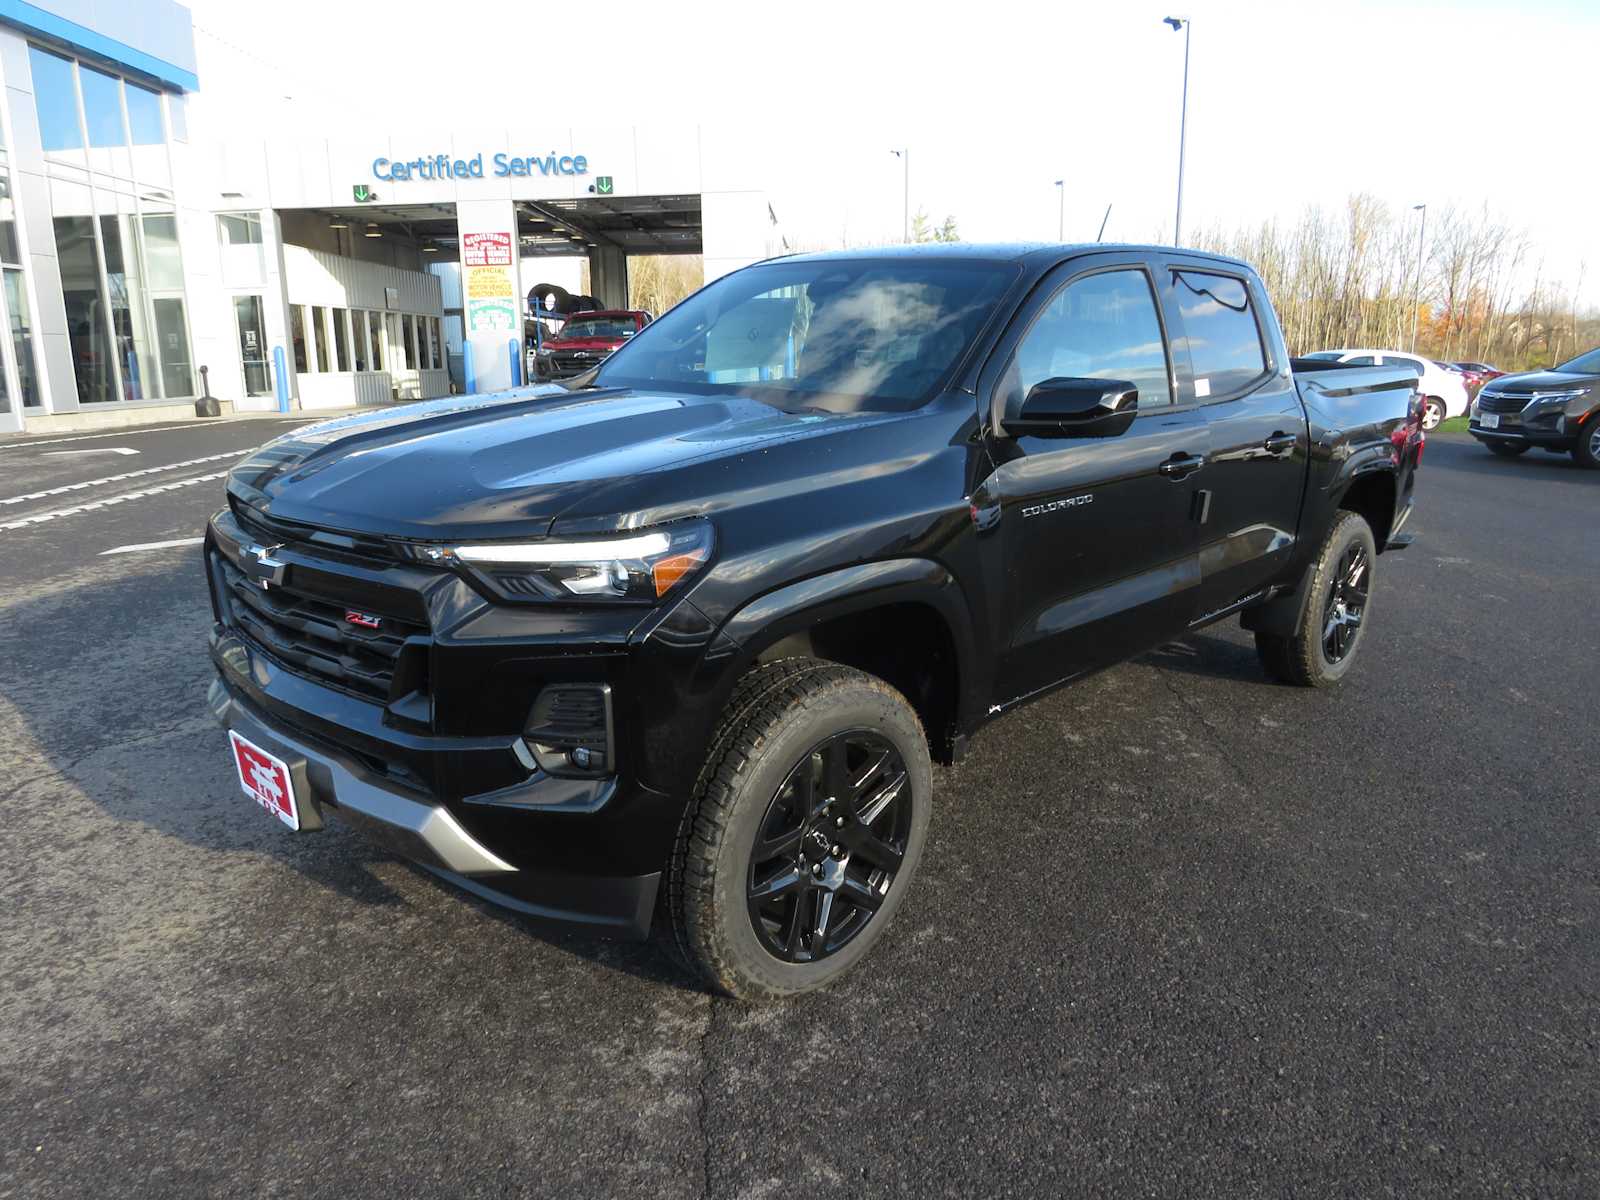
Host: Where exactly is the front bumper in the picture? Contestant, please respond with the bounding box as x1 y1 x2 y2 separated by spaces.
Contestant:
1468 420 1574 450
207 670 662 939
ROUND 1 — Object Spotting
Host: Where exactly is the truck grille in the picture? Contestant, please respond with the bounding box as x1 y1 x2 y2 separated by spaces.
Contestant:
231 496 399 565
549 350 607 375
1477 391 1528 415
216 554 428 704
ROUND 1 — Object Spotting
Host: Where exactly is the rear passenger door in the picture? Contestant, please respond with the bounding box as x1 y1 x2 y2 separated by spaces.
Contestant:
984 258 1209 706
1164 261 1307 620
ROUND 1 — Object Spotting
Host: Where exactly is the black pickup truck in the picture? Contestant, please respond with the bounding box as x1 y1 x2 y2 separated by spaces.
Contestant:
205 244 1422 999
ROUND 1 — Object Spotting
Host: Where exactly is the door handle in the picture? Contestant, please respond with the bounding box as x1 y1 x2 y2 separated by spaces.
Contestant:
1159 452 1206 479
1263 431 1298 455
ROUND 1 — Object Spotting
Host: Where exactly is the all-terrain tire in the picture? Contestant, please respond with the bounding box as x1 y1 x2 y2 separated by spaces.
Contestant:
668 659 932 1000
1255 511 1378 688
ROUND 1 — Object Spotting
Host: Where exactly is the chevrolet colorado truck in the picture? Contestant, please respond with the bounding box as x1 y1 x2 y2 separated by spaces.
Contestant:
206 244 1423 999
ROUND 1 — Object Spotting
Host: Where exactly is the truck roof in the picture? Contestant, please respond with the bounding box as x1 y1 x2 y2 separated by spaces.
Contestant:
773 243 1254 271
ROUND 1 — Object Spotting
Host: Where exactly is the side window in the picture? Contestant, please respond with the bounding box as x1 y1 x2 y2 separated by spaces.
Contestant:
1007 269 1172 411
1383 354 1424 377
1344 354 1377 366
1173 270 1269 397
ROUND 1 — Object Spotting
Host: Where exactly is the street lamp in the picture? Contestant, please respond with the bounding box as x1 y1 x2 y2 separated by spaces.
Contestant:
891 149 909 243
1163 16 1190 245
1411 203 1427 353
1054 180 1064 242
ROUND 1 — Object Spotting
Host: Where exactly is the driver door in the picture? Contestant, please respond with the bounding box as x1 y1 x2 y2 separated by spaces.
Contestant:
985 260 1208 706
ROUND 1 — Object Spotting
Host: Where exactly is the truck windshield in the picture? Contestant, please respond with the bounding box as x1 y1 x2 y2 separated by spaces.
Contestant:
588 257 1017 412
558 316 637 340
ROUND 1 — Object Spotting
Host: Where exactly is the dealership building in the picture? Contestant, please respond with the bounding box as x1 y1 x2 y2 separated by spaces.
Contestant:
0 0 780 436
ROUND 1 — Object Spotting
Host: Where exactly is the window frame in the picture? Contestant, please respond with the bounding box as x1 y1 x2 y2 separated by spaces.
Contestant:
984 258 1179 434
1167 265 1275 405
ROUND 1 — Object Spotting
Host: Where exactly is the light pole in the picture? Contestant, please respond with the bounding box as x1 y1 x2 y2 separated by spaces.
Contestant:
1163 16 1190 245
1411 203 1427 353
1054 180 1064 241
891 149 909 243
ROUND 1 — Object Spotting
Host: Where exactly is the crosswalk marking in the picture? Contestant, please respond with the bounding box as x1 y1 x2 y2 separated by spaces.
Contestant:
0 471 230 532
1 451 245 507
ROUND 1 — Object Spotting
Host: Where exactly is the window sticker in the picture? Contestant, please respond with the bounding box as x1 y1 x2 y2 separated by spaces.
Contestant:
1194 377 1211 398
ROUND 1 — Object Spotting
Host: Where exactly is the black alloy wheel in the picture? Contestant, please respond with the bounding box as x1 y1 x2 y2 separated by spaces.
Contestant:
1322 541 1370 664
746 731 912 964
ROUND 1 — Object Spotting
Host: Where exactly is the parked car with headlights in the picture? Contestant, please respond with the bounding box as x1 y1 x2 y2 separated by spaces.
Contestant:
1469 347 1600 468
1302 348 1467 430
204 244 1423 999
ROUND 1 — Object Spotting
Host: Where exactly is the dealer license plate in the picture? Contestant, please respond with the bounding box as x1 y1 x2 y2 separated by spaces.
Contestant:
1479 412 1500 429
228 731 299 831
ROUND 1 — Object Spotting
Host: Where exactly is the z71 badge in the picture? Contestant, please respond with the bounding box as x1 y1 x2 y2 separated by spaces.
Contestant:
1022 495 1093 518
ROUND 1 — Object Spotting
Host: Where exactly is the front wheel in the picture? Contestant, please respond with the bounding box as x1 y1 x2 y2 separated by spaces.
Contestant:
669 660 932 1000
1573 416 1600 470
1421 397 1445 431
1256 511 1377 688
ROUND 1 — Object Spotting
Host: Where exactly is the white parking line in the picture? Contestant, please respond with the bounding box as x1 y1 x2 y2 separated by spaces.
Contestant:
0 423 216 451
0 417 304 452
1 451 246 506
43 446 140 457
0 471 229 532
99 537 206 555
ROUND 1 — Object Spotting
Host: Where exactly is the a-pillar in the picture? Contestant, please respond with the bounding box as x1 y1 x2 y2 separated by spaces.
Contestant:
456 199 522 393
587 243 629 310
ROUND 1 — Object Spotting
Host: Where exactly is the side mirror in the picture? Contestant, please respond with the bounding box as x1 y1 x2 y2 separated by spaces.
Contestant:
1008 377 1139 438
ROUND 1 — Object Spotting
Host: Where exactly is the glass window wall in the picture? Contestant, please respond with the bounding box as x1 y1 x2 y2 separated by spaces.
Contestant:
351 309 369 371
79 66 126 147
311 306 330 372
331 308 350 371
30 48 82 151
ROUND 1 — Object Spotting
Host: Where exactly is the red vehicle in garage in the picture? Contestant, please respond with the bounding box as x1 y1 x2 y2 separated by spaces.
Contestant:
533 310 652 380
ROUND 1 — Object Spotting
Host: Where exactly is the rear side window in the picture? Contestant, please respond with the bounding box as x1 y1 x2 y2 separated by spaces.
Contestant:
1384 355 1425 377
1344 354 1377 366
1174 270 1268 397
1007 268 1173 410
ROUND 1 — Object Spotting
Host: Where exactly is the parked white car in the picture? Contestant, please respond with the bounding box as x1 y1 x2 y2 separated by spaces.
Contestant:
1301 349 1469 430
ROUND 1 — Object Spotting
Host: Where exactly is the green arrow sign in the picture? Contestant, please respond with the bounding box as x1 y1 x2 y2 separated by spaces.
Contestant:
594 176 614 196
353 184 375 203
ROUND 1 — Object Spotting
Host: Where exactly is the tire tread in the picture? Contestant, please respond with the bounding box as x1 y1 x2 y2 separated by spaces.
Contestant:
667 657 926 1000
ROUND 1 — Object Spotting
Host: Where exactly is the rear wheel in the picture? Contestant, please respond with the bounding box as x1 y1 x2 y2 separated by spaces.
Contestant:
1420 397 1445 431
1485 441 1529 458
669 659 932 1000
1573 416 1600 470
1256 511 1377 688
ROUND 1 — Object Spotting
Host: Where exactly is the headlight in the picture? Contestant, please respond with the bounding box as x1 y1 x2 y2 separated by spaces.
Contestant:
1532 389 1585 408
411 520 713 604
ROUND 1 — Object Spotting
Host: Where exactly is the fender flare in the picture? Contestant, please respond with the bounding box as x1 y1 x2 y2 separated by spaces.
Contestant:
706 558 983 734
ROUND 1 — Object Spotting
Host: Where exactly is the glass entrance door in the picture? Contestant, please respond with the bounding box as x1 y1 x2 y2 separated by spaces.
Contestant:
233 295 272 398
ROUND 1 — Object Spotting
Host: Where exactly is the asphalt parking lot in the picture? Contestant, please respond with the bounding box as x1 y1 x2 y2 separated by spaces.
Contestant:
1 419 1596 1198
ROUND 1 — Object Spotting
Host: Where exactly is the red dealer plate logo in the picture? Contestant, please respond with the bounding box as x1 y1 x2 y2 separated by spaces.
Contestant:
228 731 299 831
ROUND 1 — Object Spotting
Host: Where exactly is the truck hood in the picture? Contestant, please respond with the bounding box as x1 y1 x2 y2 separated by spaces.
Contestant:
227 386 912 541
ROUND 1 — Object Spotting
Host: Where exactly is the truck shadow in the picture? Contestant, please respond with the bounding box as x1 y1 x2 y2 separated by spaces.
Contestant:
1141 631 1276 685
0 555 696 992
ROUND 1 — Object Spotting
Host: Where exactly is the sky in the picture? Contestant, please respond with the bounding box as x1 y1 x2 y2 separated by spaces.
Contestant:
183 0 1600 306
